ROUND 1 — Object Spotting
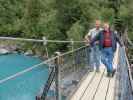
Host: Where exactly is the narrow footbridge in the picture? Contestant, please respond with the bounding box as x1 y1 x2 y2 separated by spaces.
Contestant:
36 45 133 100
0 37 132 100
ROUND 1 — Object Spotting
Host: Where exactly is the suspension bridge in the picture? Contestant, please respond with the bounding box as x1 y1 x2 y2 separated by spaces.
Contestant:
0 37 132 100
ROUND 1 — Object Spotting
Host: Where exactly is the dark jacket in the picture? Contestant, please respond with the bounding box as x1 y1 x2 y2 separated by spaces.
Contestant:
91 30 122 52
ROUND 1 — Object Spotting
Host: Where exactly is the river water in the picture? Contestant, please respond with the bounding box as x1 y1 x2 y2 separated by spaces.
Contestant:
0 54 49 100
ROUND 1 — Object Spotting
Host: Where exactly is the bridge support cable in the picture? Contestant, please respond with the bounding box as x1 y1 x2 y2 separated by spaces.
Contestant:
35 45 90 100
0 36 85 43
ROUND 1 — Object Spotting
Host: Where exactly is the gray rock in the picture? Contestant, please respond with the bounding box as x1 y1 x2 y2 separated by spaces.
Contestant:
24 50 33 56
0 48 10 55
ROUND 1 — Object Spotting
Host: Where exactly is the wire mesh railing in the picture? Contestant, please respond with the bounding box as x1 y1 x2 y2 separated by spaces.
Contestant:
36 45 91 100
115 46 133 100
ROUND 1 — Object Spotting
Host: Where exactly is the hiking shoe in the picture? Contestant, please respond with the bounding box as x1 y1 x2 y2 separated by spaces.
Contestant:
112 69 116 77
89 68 94 72
96 68 100 73
107 72 112 77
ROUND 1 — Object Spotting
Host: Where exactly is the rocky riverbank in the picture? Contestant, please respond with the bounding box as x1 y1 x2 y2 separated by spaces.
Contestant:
0 42 48 60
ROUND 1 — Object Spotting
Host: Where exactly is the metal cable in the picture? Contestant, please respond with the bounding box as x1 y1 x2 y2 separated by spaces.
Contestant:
0 46 87 84
0 61 46 84
0 37 85 43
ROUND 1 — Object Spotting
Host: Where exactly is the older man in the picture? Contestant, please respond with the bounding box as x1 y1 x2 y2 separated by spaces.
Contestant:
85 20 102 72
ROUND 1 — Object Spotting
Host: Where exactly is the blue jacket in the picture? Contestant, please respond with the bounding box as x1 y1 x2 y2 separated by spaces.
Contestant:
91 30 122 52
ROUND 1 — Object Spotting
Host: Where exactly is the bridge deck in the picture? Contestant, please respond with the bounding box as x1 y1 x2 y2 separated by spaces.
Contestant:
70 68 116 100
70 46 119 100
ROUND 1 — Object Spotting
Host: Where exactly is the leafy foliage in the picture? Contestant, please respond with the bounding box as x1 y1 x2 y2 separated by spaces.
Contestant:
0 0 132 54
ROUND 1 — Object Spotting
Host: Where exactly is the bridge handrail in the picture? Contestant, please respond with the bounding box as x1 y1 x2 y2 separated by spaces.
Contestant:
0 36 85 43
36 45 90 100
123 47 133 93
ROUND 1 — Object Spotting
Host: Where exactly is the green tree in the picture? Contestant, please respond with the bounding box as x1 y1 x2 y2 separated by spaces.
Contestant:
0 0 25 36
67 21 85 48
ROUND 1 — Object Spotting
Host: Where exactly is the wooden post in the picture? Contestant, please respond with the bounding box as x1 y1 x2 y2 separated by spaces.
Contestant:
55 52 62 100
71 39 75 72
43 36 49 59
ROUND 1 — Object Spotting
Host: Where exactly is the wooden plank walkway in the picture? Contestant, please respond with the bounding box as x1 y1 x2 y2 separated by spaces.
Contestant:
70 45 120 100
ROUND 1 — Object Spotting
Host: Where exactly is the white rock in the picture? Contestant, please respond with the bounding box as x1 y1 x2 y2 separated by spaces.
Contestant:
24 50 33 56
0 49 9 54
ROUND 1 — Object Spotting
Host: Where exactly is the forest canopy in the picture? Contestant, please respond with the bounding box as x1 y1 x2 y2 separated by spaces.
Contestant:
0 0 133 54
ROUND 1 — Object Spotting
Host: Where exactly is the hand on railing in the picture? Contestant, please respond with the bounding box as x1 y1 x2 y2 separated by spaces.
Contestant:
84 39 90 46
